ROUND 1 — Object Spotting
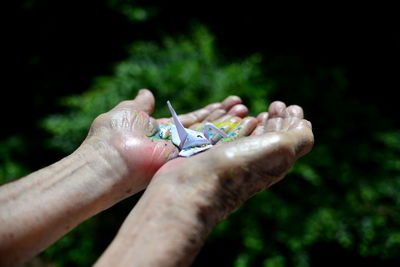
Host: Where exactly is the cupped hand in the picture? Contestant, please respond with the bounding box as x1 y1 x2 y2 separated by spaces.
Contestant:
95 100 314 267
152 100 314 220
82 89 249 194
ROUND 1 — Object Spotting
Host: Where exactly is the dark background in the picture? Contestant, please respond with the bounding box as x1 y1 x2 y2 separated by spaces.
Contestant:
4 2 398 146
2 1 400 266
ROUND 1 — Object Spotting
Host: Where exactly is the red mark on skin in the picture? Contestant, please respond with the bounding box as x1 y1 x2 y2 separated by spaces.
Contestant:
113 134 178 186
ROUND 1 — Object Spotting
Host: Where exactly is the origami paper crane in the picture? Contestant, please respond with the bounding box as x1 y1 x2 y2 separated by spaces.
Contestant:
161 101 228 157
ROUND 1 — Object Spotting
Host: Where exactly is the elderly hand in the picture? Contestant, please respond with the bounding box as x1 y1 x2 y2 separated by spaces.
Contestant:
83 89 249 196
0 89 248 266
96 101 314 267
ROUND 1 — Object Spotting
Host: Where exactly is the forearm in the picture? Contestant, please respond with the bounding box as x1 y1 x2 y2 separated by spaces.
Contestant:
96 135 295 267
96 100 313 267
0 142 138 266
96 164 221 267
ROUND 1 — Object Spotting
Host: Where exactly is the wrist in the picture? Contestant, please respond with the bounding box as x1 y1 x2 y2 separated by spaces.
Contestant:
143 159 225 233
77 137 129 184
97 166 219 267
0 139 134 265
149 156 234 225
76 137 147 204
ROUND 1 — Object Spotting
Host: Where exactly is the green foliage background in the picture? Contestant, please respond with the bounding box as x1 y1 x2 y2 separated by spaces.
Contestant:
42 27 269 153
1 1 399 266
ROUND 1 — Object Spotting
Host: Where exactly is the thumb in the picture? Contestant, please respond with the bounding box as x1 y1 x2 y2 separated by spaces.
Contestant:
133 89 155 114
115 89 155 114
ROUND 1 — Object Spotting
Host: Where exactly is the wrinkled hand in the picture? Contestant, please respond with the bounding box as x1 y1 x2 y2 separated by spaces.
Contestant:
82 89 249 194
95 100 314 267
152 100 314 221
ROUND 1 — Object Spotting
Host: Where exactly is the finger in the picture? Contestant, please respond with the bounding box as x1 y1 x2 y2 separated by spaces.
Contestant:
203 96 242 121
134 89 155 114
115 89 155 115
218 117 258 144
265 117 283 132
222 96 242 110
305 120 312 129
227 104 248 117
179 109 211 127
252 112 269 135
190 115 241 135
288 119 312 130
229 117 258 139
289 125 314 158
190 116 241 131
226 116 242 125
282 117 300 131
212 114 233 124
159 102 218 127
204 103 223 111
165 96 238 127
163 96 242 127
268 101 286 118
284 105 304 119
282 104 305 130
188 102 245 130
211 103 248 124
257 112 269 122
205 109 227 122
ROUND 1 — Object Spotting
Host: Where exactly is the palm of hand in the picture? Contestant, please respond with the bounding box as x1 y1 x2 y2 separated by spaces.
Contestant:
85 89 248 185
155 101 314 218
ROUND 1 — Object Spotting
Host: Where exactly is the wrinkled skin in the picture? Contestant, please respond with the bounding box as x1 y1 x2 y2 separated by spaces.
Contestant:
0 88 313 266
84 89 250 194
96 100 314 267
0 89 249 266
